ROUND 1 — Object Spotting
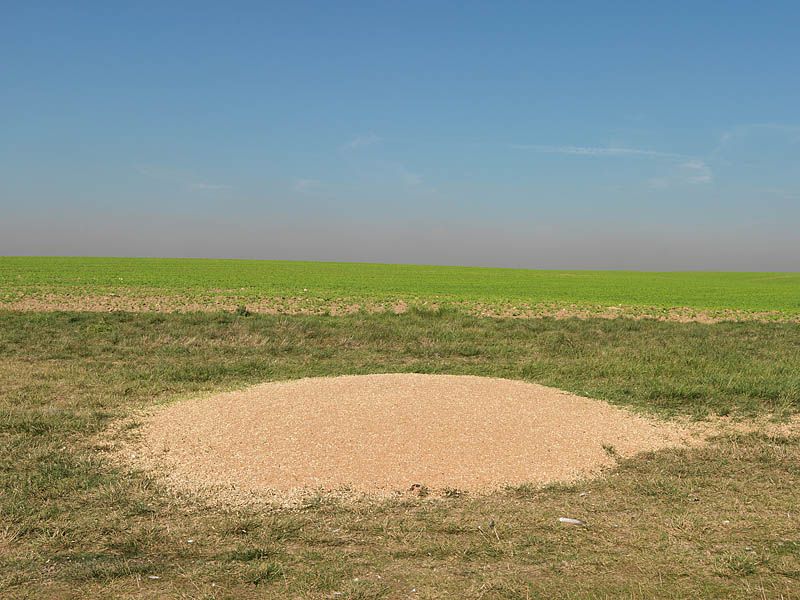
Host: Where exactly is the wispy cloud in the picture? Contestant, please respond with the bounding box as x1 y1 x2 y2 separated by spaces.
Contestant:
135 165 231 192
763 187 800 201
511 144 686 159
729 122 800 139
338 134 422 187
646 177 670 190
712 122 800 158
680 160 713 184
189 182 232 191
392 163 422 186
292 178 321 193
512 142 718 187
402 170 422 186
134 164 182 180
647 160 713 188
342 133 382 150
368 160 422 186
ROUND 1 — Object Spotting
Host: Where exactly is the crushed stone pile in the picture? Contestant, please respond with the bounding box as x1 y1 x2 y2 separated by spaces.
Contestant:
131 374 689 501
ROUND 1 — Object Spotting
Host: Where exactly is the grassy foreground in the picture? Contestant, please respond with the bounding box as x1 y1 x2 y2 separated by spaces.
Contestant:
2 256 800 315
1 310 799 598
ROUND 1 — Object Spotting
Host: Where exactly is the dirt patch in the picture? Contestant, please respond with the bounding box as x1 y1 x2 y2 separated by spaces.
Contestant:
6 292 799 323
3 293 415 316
120 374 695 505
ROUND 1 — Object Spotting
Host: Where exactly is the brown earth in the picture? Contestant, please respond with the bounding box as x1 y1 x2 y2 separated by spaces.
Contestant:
6 292 799 322
122 374 695 505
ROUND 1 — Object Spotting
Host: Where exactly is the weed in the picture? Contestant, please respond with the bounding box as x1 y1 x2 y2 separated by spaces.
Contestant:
244 562 283 585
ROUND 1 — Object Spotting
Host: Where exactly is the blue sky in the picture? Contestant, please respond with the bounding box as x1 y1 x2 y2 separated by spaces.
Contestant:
2 1 799 269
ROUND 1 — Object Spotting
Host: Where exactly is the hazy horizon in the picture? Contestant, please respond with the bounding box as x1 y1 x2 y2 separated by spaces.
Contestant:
3 217 798 272
2 3 799 271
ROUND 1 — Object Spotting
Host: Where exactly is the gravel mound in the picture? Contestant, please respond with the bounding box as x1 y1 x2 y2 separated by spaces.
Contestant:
133 374 688 501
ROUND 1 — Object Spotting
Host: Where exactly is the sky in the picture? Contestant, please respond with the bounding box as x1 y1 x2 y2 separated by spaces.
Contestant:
2 1 799 270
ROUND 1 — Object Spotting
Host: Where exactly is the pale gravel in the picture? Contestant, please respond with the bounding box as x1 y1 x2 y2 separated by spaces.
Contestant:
132 374 692 501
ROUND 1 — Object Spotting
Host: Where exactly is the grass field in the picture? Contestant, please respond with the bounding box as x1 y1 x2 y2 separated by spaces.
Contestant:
1 259 800 598
2 309 799 598
3 256 800 318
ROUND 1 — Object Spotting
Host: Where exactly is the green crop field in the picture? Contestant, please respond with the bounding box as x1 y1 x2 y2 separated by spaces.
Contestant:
2 256 800 316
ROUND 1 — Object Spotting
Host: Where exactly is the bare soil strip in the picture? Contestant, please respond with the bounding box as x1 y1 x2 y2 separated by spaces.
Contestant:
6 293 799 322
123 374 695 504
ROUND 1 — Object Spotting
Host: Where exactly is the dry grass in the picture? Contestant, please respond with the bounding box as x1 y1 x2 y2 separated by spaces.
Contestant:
1 310 799 598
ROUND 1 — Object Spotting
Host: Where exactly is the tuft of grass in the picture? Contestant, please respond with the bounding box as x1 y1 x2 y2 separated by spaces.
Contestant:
223 547 275 562
243 562 284 585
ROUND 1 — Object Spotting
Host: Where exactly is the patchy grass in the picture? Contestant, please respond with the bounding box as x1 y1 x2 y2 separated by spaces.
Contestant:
1 310 799 598
1 310 798 417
